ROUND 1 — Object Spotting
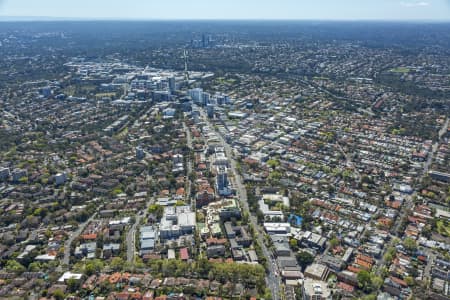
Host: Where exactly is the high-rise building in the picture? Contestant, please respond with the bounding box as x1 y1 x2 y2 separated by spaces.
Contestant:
215 93 230 105
169 76 176 94
42 86 52 98
136 146 144 160
202 92 210 106
202 34 208 48
217 166 231 196
206 104 215 118
189 88 203 104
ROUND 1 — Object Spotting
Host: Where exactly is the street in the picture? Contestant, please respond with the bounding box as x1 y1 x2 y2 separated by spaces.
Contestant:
183 122 195 209
60 212 97 270
126 198 153 263
198 108 282 300
378 117 449 274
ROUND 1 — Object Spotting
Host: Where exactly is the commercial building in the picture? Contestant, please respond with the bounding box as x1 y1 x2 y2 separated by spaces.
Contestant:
302 279 332 300
189 88 204 105
0 167 10 181
264 223 291 235
429 170 450 183
216 166 232 196
75 242 97 259
271 235 292 257
218 198 242 220
168 76 176 93
11 168 27 183
159 206 196 240
136 146 144 160
140 226 157 255
207 245 226 258
55 172 67 186
304 263 330 281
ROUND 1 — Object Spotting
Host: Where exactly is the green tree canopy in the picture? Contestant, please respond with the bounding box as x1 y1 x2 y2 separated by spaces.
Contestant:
5 260 26 274
296 251 314 270
403 237 417 252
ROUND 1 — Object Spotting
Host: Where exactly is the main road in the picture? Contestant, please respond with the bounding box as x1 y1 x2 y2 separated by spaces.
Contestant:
423 117 449 176
126 198 154 263
198 108 282 300
378 117 449 274
61 212 97 270
183 121 194 209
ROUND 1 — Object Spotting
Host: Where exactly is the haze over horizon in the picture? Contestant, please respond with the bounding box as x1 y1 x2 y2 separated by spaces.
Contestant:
0 0 450 22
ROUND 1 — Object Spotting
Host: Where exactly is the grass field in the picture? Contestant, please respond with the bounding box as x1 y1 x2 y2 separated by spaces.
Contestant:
63 86 76 96
63 85 97 96
437 220 450 237
95 92 116 99
389 67 410 73
216 77 236 84
114 126 128 140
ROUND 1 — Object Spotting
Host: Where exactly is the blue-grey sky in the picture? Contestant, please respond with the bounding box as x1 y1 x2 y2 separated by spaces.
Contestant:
0 0 449 21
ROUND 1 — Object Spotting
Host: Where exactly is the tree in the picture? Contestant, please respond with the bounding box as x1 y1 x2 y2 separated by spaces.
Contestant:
269 171 282 183
19 176 28 184
256 209 264 224
296 251 314 270
196 212 205 223
405 276 415 286
67 278 80 293
267 159 280 169
111 257 124 272
403 237 417 253
52 289 65 300
148 204 164 220
383 252 394 264
85 259 104 276
5 260 26 274
242 211 249 225
329 237 340 248
263 288 272 299
289 239 299 251
371 275 383 290
357 270 371 292
28 262 42 272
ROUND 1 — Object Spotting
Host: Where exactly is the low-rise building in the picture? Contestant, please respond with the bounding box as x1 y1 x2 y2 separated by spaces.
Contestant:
207 245 226 258
304 263 330 281
302 278 332 300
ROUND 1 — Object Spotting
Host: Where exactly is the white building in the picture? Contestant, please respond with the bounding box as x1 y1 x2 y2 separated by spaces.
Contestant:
302 279 331 300
189 88 203 104
159 206 196 239
264 223 291 235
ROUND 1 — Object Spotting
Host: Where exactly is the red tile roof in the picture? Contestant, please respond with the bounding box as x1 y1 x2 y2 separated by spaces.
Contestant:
337 282 355 292
81 233 97 240
179 248 189 260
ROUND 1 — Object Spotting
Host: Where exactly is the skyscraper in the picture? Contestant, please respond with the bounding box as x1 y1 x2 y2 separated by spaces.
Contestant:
202 34 207 48
189 88 203 104
169 76 176 94
217 166 230 196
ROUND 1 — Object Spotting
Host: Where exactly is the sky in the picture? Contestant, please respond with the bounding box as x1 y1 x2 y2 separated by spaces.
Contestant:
0 0 449 21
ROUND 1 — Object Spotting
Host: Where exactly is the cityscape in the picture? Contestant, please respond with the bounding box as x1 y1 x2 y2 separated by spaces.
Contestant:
0 2 450 300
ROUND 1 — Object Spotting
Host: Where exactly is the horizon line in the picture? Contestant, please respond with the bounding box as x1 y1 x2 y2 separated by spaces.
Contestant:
1 16 450 23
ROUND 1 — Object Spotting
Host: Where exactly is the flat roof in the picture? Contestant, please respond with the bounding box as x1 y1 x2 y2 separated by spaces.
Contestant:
58 272 83 282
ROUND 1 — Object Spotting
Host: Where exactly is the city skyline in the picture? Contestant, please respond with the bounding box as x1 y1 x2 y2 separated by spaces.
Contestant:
0 0 450 21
